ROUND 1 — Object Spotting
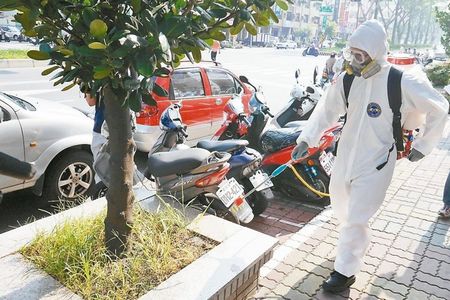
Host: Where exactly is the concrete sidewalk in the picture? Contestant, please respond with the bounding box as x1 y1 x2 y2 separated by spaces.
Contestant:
252 124 450 299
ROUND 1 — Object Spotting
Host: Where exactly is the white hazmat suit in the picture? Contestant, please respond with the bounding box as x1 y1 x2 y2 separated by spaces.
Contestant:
296 20 449 277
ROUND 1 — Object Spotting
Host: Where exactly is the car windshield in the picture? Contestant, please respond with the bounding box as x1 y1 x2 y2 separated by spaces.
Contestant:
0 92 36 111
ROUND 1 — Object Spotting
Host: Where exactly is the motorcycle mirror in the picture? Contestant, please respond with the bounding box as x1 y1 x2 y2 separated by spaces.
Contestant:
313 66 318 85
306 86 315 94
239 75 249 84
295 69 300 79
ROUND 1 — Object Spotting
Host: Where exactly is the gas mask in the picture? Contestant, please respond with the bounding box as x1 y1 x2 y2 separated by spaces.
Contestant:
343 48 381 79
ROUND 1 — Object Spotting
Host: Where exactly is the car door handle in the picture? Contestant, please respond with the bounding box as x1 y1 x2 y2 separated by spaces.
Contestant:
215 98 222 105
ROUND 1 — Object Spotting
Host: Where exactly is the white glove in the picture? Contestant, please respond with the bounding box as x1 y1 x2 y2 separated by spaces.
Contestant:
291 141 309 160
408 148 424 162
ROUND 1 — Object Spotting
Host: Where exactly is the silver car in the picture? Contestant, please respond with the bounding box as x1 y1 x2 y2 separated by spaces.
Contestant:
0 92 95 202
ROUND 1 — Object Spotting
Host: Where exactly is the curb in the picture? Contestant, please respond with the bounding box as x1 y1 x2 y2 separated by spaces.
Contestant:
0 59 49 68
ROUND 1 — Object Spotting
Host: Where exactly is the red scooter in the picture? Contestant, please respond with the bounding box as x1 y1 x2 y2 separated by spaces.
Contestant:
212 77 342 205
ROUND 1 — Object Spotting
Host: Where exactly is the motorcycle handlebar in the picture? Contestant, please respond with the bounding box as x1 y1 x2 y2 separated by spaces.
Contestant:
179 127 188 137
0 152 36 180
263 107 274 118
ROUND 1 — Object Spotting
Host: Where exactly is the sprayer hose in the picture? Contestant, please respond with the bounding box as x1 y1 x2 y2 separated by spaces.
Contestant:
288 164 330 197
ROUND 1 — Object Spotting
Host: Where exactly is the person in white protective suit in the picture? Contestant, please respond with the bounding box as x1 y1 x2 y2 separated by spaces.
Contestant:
292 20 449 293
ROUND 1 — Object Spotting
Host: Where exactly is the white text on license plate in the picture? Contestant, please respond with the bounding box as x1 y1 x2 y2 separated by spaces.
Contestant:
217 178 244 208
249 170 273 191
319 151 335 176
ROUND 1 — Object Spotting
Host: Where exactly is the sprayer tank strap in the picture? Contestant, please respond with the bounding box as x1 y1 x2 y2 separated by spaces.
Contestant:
341 66 404 152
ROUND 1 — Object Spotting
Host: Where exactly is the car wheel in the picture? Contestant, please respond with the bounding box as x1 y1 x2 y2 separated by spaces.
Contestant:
42 150 94 203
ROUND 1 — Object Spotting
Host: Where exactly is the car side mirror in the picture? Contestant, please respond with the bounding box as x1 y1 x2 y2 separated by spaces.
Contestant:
239 75 249 84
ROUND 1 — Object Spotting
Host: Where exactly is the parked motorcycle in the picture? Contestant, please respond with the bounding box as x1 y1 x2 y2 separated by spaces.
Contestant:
213 76 342 205
150 102 273 216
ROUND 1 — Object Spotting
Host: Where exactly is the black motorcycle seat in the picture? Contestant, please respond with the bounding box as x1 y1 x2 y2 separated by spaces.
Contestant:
197 139 248 153
260 128 302 153
147 148 210 177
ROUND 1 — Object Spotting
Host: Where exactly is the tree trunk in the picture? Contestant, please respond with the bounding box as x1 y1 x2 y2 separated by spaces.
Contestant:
103 85 135 258
391 0 401 45
404 17 412 45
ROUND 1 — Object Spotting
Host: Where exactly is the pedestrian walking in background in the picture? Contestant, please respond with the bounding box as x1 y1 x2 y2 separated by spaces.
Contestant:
84 92 106 182
439 171 450 217
291 19 448 293
325 52 337 80
211 40 220 62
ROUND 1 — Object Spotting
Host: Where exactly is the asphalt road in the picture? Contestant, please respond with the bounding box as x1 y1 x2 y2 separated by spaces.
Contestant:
0 47 328 233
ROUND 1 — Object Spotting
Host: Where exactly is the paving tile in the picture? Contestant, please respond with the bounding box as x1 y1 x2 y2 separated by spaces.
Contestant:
391 265 416 286
415 272 450 292
281 268 309 289
283 288 310 300
370 276 409 296
405 288 430 300
304 255 334 271
351 271 372 292
374 260 398 280
437 261 450 280
296 273 324 297
313 289 349 300
367 244 390 259
313 242 336 259
275 262 295 275
272 283 293 298
419 257 440 276
259 277 279 290
283 249 309 267
364 283 405 300
265 270 286 285
384 253 419 269
411 279 450 299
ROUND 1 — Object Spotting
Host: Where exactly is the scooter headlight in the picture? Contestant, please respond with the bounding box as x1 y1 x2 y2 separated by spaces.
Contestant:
291 84 306 99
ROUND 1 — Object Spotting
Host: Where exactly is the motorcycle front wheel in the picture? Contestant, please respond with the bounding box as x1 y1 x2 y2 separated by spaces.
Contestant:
242 178 272 216
276 165 330 206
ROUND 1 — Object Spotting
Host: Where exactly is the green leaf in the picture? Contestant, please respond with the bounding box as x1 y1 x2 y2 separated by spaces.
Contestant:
82 8 98 26
111 46 129 58
142 93 157 106
230 22 244 35
109 29 131 42
153 84 168 97
192 48 201 63
275 0 289 11
90 19 108 38
175 0 187 10
93 67 111 79
27 50 50 60
239 10 252 21
131 0 142 13
128 91 142 112
41 66 59 76
61 82 77 91
245 23 258 36
209 31 226 41
154 68 171 77
209 9 227 19
255 14 270 26
88 42 107 50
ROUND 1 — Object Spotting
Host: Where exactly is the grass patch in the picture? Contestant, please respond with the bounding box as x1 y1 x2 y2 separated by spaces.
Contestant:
0 49 29 59
21 206 216 299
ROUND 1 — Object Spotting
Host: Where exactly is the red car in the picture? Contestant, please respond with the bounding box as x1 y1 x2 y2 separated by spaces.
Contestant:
134 62 252 152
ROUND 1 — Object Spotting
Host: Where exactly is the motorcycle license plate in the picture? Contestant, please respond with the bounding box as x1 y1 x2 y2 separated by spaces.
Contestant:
319 151 335 176
217 178 245 208
249 170 273 192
